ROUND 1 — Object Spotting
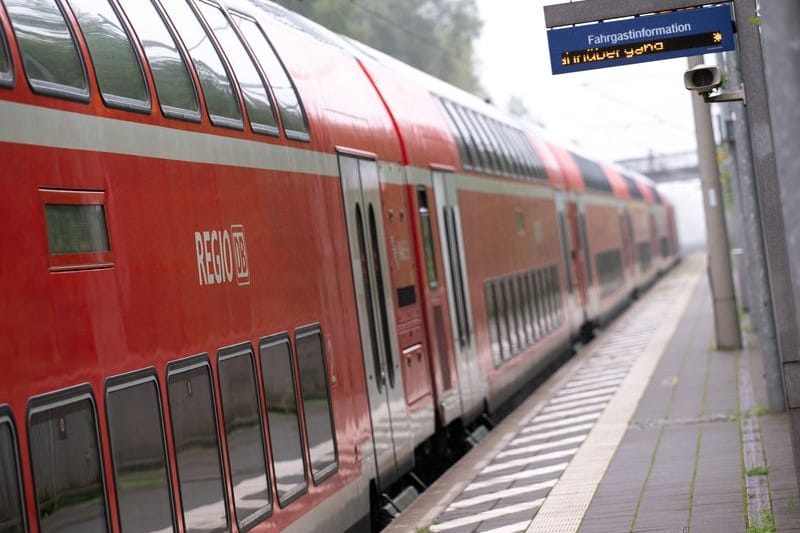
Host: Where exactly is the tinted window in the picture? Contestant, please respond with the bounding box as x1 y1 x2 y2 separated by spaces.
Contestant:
440 99 478 169
417 187 438 288
0 23 12 86
233 14 309 140
5 0 88 100
167 359 227 533
160 0 241 128
28 391 109 533
45 204 110 254
67 0 149 111
217 346 271 529
259 335 307 505
295 327 337 484
572 152 613 193
117 0 199 120
198 2 277 135
106 374 175 533
0 411 25 533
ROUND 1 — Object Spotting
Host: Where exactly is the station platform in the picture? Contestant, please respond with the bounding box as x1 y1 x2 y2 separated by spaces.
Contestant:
385 254 800 533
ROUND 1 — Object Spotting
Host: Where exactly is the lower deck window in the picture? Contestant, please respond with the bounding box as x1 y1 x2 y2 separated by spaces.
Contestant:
28 389 109 533
106 373 175 533
295 327 337 484
259 334 307 506
167 358 228 533
0 410 25 532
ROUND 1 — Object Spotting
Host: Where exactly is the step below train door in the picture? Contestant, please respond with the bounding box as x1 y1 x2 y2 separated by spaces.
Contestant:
432 171 484 422
339 154 413 491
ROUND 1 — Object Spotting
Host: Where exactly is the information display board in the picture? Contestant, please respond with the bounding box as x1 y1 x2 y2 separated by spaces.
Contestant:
547 5 735 74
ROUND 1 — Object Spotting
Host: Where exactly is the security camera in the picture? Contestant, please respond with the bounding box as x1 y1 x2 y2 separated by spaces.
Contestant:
684 64 722 93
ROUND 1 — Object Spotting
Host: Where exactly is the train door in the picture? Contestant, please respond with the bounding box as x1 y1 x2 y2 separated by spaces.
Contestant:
565 201 589 320
410 176 461 426
339 155 413 490
432 171 484 421
556 195 582 334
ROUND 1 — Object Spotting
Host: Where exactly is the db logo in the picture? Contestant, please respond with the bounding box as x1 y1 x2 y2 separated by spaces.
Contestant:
194 225 250 287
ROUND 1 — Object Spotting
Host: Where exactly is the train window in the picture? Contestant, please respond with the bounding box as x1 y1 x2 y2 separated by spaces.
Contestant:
440 99 478 170
0 21 12 87
4 0 88 101
166 357 228 533
40 189 113 271
232 13 310 141
0 409 25 533
28 387 109 533
523 271 538 340
486 119 515 176
417 187 438 288
66 0 149 112
217 345 272 529
500 124 525 178
197 1 278 136
459 107 493 172
160 0 242 129
106 372 175 533
514 275 529 346
295 326 338 484
477 114 510 175
572 152 613 193
495 280 510 360
117 0 200 121
436 99 471 168
259 334 308 506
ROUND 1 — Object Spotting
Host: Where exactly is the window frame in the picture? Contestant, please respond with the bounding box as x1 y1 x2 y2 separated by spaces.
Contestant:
26 384 111 533
0 405 27 533
294 324 338 486
65 0 151 114
229 10 311 142
5 0 90 102
216 342 273 531
165 354 230 533
0 15 14 88
116 0 202 123
258 332 309 508
197 0 279 137
40 188 114 272
104 369 177 533
159 0 244 131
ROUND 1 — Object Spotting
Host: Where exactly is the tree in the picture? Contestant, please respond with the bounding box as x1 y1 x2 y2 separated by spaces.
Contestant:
271 0 484 95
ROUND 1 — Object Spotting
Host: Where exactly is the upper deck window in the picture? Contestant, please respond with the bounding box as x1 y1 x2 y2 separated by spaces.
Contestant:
232 13 310 141
117 0 200 121
4 0 88 101
197 1 278 136
0 21 12 87
160 0 242 129
66 0 149 112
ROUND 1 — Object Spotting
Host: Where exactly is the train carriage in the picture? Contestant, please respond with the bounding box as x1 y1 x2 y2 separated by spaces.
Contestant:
0 1 678 532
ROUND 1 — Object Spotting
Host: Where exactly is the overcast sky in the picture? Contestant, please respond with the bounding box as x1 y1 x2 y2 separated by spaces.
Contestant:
475 0 700 162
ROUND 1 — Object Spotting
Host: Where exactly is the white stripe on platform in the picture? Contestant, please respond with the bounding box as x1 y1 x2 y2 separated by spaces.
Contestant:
480 520 532 533
431 499 544 531
512 423 594 446
541 394 612 414
573 367 632 381
559 376 624 394
482 448 578 474
521 412 601 434
551 386 619 404
449 478 558 509
465 462 569 492
525 256 703 533
530 403 606 424
497 435 587 459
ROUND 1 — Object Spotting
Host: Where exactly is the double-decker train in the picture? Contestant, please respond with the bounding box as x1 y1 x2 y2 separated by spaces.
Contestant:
0 1 678 532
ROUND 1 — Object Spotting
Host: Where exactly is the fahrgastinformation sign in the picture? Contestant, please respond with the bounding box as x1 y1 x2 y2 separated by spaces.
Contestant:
547 5 735 74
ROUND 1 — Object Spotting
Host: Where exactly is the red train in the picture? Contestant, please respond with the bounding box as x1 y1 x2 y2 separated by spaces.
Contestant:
0 1 678 532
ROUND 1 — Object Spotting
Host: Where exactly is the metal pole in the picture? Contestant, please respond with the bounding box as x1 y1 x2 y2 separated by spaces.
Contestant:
722 49 784 412
687 55 741 350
